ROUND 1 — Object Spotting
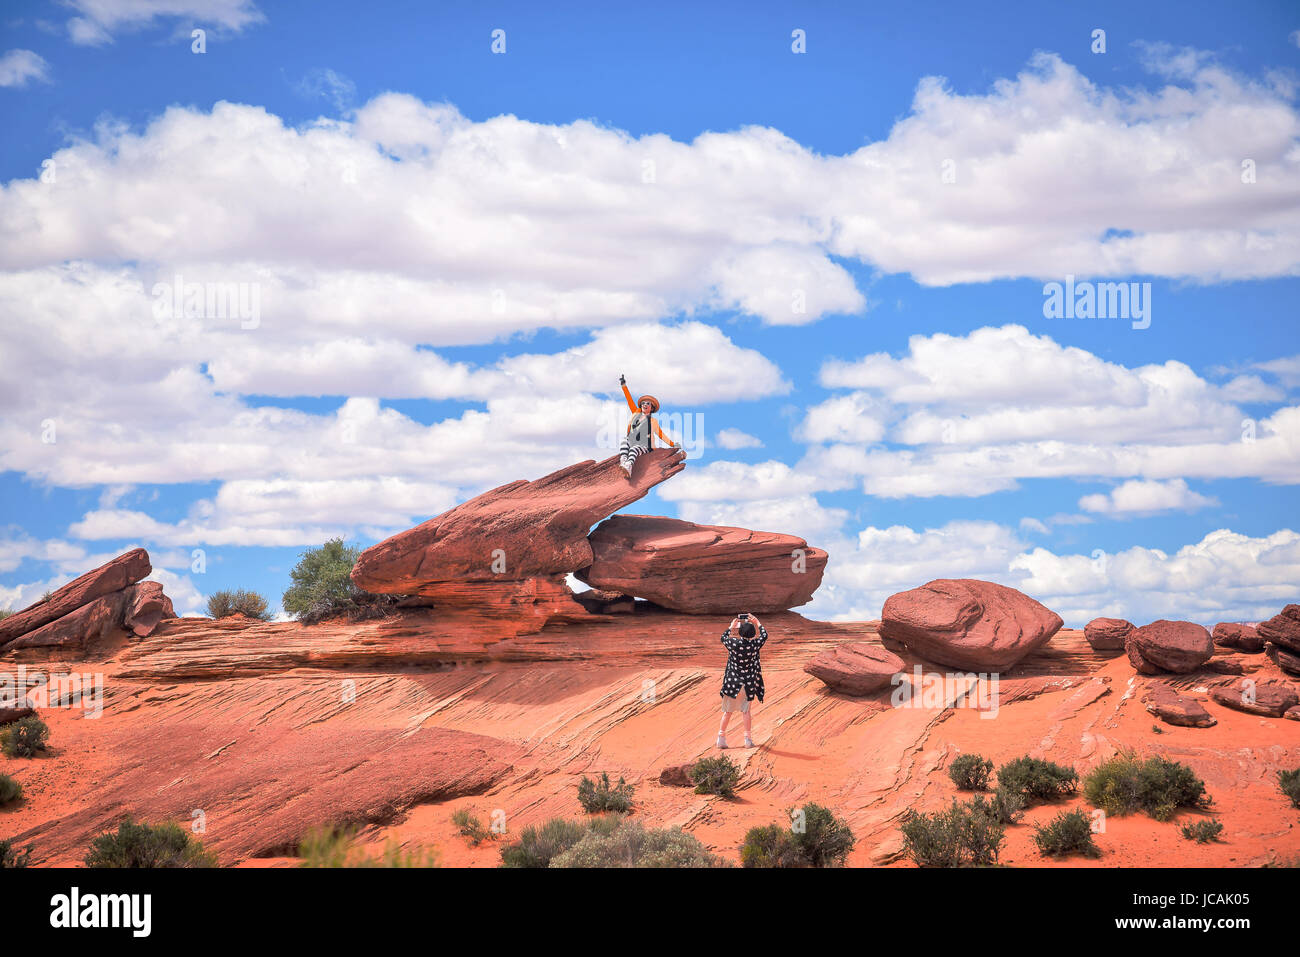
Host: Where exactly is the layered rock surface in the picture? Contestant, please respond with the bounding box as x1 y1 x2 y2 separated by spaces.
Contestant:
0 548 152 646
880 579 1063 671
577 515 827 614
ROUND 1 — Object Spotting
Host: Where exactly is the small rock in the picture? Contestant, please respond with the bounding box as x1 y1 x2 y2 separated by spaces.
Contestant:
1145 684 1215 728
1084 617 1133 652
659 764 695 787
804 642 905 696
1212 622 1264 653
1209 679 1299 718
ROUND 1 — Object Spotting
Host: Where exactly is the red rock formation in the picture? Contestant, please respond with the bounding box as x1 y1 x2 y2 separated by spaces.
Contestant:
351 449 686 594
1265 642 1300 677
1212 622 1264 652
1084 617 1132 652
573 588 637 614
577 514 827 614
0 548 150 647
1144 684 1216 727
1257 604 1300 654
879 579 1063 671
804 642 905 695
1125 620 1214 674
123 580 177 637
6 589 133 655
1209 679 1299 717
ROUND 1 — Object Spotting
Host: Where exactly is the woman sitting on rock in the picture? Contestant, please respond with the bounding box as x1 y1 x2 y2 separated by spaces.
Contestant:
618 373 680 478
717 614 767 749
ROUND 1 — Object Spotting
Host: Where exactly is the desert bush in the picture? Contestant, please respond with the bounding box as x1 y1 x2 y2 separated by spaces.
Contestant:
84 819 217 868
577 772 635 814
985 786 1027 824
282 538 396 623
0 774 22 805
1 715 48 758
0 839 32 868
1033 809 1101 858
206 588 273 621
297 826 438 867
690 755 741 798
1181 820 1224 843
742 803 855 868
0 608 12 620
949 753 994 790
900 797 1006 867
499 818 587 868
1084 753 1210 821
451 809 494 845
549 818 725 868
997 756 1078 802
1278 768 1300 809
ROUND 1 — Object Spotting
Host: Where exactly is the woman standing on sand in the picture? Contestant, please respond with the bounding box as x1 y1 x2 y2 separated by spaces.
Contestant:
617 373 680 478
717 614 767 749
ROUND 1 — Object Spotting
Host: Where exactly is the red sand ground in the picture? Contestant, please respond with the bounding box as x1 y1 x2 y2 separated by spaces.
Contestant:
3 611 1297 867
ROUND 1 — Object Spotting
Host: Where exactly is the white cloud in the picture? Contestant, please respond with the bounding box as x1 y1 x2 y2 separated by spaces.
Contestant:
63 0 265 46
1078 478 1218 515
0 49 50 87
675 495 849 545
712 428 763 450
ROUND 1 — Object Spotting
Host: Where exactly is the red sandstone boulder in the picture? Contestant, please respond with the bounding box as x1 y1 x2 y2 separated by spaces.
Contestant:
577 515 827 614
1265 642 1300 677
351 449 686 594
1145 684 1216 728
1286 706 1300 722
659 764 695 787
804 642 905 696
1209 679 1299 717
1125 620 1213 674
572 589 636 615
6 589 132 653
0 707 34 724
0 548 151 647
1084 617 1132 652
1212 622 1264 653
123 581 177 637
879 579 1063 671
1257 604 1300 654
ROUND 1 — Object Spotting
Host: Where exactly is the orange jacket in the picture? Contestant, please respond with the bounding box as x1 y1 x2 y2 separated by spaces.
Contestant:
621 382 677 447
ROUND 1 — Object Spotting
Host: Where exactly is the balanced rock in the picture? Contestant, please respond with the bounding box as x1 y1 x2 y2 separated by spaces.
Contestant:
1084 617 1132 652
1212 622 1264 653
879 579 1063 671
804 642 905 696
351 449 685 594
1125 620 1213 674
1257 604 1300 654
123 581 177 637
1145 684 1215 728
1209 679 1299 717
0 548 151 647
577 515 827 614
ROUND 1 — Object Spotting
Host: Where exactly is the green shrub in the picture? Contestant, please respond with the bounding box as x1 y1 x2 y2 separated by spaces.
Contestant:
949 753 994 790
1278 768 1300 809
0 839 32 868
742 804 856 868
900 797 1006 867
690 755 741 798
499 818 587 868
0 608 12 620
282 538 375 622
1033 809 1101 858
997 756 1078 802
206 588 273 621
1084 753 1211 821
297 826 438 867
1 715 48 758
0 774 22 805
84 818 217 868
451 809 494 845
577 772 635 814
549 818 725 868
1181 820 1224 843
986 786 1027 824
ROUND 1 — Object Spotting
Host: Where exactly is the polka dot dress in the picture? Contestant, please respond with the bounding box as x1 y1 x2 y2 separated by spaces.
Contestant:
720 624 768 703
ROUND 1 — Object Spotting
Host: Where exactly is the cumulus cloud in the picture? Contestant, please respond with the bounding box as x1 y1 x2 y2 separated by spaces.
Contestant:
1078 478 1218 515
63 0 265 46
712 428 763 450
0 49 50 87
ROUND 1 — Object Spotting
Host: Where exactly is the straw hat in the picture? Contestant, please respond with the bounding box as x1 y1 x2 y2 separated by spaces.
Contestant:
637 394 660 413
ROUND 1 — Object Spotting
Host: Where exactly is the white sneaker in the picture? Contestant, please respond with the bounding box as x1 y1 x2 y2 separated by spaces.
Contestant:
716 735 728 749
744 736 755 748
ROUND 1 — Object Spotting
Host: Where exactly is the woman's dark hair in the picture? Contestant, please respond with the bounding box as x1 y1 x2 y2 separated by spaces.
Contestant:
738 621 756 639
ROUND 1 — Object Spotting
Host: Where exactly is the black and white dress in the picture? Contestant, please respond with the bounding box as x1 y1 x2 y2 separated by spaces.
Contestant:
720 624 767 704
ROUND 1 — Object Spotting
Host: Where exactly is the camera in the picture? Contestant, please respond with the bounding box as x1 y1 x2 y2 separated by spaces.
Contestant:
737 613 749 620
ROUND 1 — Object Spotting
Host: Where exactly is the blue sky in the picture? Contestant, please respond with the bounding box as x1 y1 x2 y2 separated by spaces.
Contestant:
1 0 1298 627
